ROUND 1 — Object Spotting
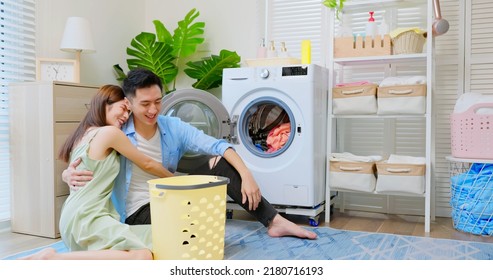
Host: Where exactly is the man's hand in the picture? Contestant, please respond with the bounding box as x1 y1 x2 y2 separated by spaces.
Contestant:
241 174 262 211
222 148 262 211
62 158 93 190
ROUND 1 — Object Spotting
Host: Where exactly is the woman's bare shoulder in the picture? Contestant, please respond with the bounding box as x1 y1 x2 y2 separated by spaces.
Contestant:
96 126 125 138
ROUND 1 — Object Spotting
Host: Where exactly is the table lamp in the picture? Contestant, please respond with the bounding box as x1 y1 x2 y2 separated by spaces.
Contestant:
59 17 95 83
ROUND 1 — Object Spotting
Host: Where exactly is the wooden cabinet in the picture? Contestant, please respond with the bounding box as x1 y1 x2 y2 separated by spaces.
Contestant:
9 82 98 238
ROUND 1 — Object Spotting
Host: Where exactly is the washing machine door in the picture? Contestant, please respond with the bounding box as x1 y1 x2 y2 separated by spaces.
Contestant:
160 88 230 173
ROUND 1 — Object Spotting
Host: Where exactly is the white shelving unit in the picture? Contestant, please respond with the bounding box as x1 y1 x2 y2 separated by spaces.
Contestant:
325 0 434 232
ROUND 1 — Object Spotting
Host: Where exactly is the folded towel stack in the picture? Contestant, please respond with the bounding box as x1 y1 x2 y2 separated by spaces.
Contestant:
334 81 373 88
453 92 493 114
331 152 382 163
387 154 426 164
389 27 425 39
379 76 427 87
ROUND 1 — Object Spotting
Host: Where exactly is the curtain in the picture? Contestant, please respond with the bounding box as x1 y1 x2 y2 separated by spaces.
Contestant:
0 0 36 221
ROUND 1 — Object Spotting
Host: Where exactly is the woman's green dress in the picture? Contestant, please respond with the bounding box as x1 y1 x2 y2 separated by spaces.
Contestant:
59 128 152 251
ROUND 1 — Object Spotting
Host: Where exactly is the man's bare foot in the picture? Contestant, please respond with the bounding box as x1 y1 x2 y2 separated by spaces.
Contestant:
19 248 57 260
267 214 317 239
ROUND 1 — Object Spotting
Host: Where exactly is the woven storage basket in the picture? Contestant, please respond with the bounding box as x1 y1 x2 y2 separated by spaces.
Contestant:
375 160 426 194
329 160 377 192
332 84 378 115
392 31 426 54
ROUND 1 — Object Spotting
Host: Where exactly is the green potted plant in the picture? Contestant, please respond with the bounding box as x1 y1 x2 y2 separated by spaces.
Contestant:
113 8 241 94
322 0 346 20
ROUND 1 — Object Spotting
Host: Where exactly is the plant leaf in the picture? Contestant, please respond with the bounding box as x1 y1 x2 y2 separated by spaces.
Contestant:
322 0 345 19
112 64 127 81
172 8 205 60
153 20 173 44
322 0 337 8
116 9 239 94
126 32 178 93
338 0 345 10
184 49 241 90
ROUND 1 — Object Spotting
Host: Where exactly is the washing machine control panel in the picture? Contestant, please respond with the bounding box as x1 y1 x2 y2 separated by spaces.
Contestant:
282 66 308 76
259 68 270 79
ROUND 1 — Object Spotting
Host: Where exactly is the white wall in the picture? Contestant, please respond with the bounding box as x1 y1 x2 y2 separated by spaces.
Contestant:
35 0 260 88
144 0 259 92
36 0 145 85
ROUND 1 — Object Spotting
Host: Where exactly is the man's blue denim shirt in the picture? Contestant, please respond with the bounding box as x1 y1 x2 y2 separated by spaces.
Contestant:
111 115 232 222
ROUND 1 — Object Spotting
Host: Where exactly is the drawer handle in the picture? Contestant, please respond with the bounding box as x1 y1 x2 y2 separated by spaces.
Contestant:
341 89 364 95
388 89 413 95
85 103 91 110
386 168 411 173
339 166 363 171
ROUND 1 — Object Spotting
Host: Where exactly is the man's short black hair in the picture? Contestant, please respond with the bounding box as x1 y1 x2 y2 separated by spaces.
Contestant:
122 68 163 99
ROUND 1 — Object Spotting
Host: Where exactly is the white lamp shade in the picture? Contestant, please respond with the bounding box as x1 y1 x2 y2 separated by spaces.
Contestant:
60 17 96 53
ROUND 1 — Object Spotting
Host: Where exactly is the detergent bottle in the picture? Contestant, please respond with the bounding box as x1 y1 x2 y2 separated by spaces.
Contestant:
365 11 378 46
379 12 389 40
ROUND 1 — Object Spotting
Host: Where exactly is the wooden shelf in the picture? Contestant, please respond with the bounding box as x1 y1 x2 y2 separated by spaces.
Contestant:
330 187 426 198
331 114 426 119
333 53 427 66
343 0 426 13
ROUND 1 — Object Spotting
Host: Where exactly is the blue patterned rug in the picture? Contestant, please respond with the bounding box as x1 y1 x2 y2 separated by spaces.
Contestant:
4 219 493 260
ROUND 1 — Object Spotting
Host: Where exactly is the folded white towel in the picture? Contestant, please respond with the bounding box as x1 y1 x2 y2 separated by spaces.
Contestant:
379 76 427 87
387 154 425 164
331 152 382 163
453 92 493 114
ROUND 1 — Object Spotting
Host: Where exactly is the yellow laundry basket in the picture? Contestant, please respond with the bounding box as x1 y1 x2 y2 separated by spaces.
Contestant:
148 175 229 260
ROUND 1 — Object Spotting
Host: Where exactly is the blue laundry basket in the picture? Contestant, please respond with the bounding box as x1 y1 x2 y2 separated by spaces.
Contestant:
449 159 493 236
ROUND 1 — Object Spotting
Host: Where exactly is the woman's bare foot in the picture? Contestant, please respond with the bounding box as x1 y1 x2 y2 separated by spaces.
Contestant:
19 248 57 260
267 214 317 239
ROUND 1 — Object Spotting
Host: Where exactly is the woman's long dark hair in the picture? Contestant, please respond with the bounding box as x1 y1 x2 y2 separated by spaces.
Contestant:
58 85 125 162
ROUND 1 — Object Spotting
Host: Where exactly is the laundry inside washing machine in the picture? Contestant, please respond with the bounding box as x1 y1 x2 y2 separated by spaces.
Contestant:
246 103 292 154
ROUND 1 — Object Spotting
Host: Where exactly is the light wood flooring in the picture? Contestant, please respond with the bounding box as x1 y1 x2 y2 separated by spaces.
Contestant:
233 208 493 243
1 208 492 259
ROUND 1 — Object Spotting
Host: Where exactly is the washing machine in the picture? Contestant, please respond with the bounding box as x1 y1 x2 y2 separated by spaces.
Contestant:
160 64 328 225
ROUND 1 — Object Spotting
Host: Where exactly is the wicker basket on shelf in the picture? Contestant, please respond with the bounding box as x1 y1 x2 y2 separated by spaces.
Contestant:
392 30 426 54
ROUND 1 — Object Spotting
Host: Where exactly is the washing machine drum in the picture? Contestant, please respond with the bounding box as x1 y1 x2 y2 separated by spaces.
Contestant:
247 104 290 153
160 88 230 174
